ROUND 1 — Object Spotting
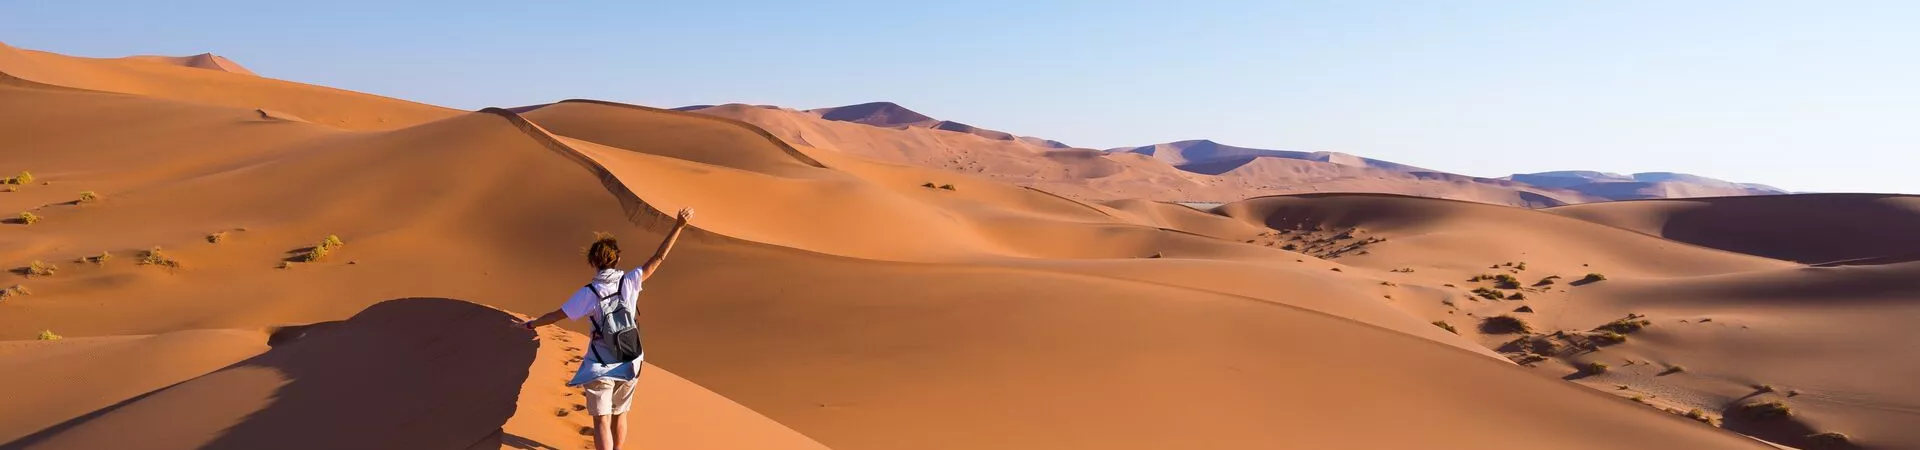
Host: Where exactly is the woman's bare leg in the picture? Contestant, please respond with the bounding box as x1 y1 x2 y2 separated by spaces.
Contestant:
612 413 628 450
594 415 615 450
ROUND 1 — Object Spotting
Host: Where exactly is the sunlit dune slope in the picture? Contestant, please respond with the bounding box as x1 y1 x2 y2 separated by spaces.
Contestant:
0 41 455 130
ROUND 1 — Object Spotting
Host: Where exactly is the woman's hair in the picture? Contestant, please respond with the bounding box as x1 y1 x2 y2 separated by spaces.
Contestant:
587 236 621 270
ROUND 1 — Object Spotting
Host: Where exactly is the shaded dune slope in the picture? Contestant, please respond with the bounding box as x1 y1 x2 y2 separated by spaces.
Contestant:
4 299 534 450
1550 194 1920 265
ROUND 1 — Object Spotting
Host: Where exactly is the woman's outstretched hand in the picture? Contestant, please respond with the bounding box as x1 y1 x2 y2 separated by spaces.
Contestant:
676 207 695 224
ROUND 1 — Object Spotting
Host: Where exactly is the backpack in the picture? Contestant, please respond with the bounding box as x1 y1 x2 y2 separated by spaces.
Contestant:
585 280 642 362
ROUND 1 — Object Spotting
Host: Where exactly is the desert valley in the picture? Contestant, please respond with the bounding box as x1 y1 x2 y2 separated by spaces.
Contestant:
2 41 1917 450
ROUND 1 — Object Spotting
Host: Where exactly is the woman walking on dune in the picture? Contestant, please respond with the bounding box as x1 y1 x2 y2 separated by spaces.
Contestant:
518 207 694 450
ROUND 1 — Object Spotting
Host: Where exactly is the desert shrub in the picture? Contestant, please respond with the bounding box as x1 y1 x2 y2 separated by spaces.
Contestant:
1629 395 1648 404
1756 384 1777 394
0 284 29 300
86 251 112 264
1516 262 1528 270
1508 292 1527 301
1804 432 1852 448
1583 361 1610 375
24 260 56 277
1663 365 1688 375
3 171 33 185
1390 267 1414 273
1471 287 1506 300
1492 274 1521 289
1481 315 1532 334
16 211 41 225
1739 401 1792 420
78 191 98 203
138 247 180 268
1683 409 1713 424
1528 338 1563 355
920 182 936 188
277 261 292 269
1592 331 1627 345
938 184 956 190
303 235 346 262
37 329 61 340
207 232 227 244
1431 321 1458 334
1281 243 1299 251
304 246 331 262
1581 273 1607 283
1595 318 1651 334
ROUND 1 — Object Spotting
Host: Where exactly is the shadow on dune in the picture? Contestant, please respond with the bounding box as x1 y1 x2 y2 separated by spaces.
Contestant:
1 298 536 450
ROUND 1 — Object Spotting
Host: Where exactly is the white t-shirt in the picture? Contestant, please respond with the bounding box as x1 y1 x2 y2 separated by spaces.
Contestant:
561 268 643 385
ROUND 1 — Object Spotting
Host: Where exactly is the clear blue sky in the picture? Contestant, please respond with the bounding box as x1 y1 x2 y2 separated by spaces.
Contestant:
6 1 1917 193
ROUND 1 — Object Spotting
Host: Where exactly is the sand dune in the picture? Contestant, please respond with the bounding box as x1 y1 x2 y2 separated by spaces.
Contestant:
687 104 1600 207
0 41 454 130
1211 192 1919 448
1550 194 1920 264
121 53 257 76
2 44 1904 449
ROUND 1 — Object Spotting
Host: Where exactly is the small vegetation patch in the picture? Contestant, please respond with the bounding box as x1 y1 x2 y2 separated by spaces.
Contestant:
1389 267 1414 273
1481 315 1532 334
1738 401 1792 420
138 247 181 269
37 329 61 340
1582 361 1610 375
207 232 227 244
77 191 99 204
21 260 56 277
1592 331 1627 345
938 184 956 191
920 182 937 188
1683 409 1714 425
1492 274 1521 289
13 211 41 225
1662 365 1687 375
2 171 33 185
1431 321 1457 334
1507 292 1526 301
85 251 112 264
0 284 29 300
302 235 346 262
1471 287 1507 300
1595 317 1653 334
1580 273 1607 283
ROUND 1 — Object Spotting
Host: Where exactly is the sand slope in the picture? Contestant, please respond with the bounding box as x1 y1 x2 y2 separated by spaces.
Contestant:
3 45 1897 449
1550 194 1920 264
0 41 455 130
686 103 1597 207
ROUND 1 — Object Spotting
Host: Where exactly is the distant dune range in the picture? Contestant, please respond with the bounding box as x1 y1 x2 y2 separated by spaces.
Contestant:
683 102 1788 207
3 42 1916 449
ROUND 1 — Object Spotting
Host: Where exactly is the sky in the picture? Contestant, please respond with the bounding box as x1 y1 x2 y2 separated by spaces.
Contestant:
5 1 1917 193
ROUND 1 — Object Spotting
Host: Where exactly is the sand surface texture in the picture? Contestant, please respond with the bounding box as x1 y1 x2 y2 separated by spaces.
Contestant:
4 44 1912 449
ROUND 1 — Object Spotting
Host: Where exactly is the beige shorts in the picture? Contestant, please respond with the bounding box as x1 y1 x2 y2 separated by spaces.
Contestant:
583 375 637 416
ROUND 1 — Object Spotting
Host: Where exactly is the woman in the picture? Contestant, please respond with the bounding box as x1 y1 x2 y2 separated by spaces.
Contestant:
518 207 694 450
